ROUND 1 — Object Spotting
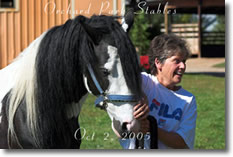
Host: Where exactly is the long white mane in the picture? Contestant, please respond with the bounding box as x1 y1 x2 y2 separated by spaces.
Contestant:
0 32 47 147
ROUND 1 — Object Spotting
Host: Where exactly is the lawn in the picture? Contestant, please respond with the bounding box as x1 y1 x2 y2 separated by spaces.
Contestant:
213 62 225 68
78 95 122 149
180 74 225 149
78 73 225 149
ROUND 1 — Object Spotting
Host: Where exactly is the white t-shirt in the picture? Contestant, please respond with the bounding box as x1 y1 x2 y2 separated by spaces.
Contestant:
120 72 197 149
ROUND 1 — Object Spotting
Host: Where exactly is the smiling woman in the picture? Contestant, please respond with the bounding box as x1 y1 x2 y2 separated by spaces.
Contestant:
120 34 197 149
147 34 196 149
155 55 186 91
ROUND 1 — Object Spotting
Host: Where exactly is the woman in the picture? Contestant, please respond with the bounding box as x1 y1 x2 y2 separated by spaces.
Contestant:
121 34 197 149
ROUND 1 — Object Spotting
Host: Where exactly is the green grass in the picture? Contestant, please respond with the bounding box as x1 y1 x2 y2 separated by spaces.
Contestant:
79 74 225 149
79 95 122 149
213 62 225 68
180 74 225 149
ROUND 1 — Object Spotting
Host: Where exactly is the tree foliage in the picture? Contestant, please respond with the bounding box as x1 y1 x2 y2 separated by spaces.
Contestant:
172 14 198 23
147 14 164 40
212 15 225 32
129 12 150 55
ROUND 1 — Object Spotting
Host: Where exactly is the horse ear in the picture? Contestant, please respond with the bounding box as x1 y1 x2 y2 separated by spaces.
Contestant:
82 23 100 45
122 9 134 32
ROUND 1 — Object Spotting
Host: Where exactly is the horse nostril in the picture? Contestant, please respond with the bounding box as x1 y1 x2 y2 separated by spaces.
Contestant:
122 122 129 131
121 122 133 139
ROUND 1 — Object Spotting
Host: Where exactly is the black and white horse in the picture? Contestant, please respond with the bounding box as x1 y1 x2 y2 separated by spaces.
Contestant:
0 12 143 148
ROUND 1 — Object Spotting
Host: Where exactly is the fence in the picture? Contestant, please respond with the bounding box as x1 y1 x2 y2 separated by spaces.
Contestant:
202 31 225 57
161 23 199 55
161 23 225 57
202 31 225 45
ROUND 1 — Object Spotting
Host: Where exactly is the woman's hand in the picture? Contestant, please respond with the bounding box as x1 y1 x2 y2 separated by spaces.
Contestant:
133 96 150 134
133 102 149 120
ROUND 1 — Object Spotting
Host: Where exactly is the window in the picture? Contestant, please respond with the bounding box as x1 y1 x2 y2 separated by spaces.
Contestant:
0 0 14 8
0 0 19 12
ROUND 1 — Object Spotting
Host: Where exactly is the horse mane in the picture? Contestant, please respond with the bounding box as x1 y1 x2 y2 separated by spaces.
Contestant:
34 16 97 147
6 32 47 148
6 15 142 148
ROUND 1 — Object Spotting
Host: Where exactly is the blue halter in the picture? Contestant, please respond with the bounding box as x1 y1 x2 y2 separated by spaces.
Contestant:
87 64 138 110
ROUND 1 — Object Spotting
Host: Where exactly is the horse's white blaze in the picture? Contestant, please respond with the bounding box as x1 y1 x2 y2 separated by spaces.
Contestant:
66 93 88 119
104 46 137 128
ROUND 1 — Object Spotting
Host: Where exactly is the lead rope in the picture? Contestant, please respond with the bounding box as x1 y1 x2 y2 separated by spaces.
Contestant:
135 135 144 149
135 116 158 149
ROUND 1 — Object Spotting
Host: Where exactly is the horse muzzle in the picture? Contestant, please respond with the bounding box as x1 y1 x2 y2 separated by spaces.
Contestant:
112 118 140 138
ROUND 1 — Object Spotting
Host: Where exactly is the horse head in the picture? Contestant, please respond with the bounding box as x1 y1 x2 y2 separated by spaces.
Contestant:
82 11 143 138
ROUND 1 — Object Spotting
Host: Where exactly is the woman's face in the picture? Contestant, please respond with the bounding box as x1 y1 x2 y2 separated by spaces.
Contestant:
156 54 186 90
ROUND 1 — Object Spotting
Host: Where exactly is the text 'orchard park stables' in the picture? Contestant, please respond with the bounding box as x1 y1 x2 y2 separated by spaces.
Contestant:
0 0 125 69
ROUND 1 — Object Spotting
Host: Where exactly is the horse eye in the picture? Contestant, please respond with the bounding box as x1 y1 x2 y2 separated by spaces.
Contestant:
101 68 110 76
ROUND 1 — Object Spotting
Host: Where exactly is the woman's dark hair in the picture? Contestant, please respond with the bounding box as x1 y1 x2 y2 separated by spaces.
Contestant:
149 34 191 75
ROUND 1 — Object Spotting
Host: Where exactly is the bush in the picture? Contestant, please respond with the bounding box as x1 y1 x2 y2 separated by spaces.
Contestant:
129 12 150 55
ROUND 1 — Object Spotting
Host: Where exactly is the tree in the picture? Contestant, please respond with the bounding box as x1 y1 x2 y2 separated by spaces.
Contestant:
212 15 225 32
129 12 150 55
147 14 164 40
172 14 198 24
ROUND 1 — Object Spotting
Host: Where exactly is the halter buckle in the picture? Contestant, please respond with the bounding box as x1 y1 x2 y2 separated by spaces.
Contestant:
87 63 137 110
95 95 108 110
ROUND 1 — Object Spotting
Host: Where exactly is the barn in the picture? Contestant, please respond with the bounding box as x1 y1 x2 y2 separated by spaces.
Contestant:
0 0 125 69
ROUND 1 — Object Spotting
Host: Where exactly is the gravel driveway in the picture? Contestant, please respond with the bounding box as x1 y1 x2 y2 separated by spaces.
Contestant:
185 57 225 73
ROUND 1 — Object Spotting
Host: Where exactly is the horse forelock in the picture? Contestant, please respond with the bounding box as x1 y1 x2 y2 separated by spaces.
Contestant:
110 24 142 100
87 15 142 99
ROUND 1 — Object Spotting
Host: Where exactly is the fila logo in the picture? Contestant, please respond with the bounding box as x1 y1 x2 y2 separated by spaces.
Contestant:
150 99 183 121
